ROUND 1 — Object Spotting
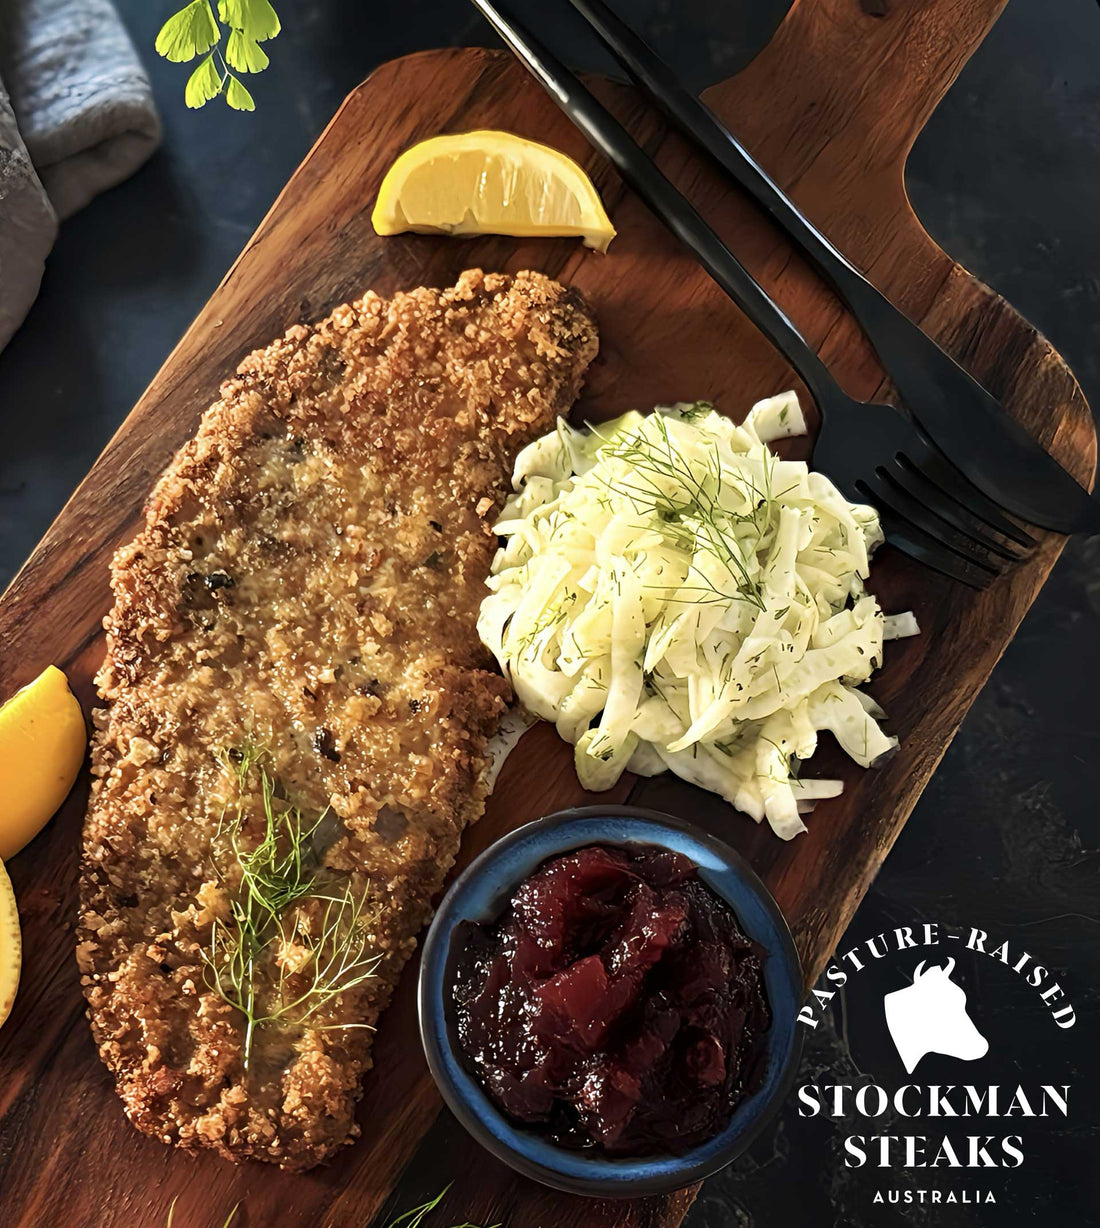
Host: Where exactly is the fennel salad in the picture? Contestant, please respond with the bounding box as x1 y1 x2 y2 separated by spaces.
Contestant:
477 395 918 839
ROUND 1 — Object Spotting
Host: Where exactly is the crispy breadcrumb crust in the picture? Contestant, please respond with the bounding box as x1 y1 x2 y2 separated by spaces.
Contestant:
78 270 597 1169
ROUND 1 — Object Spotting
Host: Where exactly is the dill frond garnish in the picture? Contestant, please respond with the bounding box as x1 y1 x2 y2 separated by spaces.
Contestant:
204 747 382 1070
387 1188 449 1228
386 1185 502 1228
595 412 766 610
165 1197 239 1228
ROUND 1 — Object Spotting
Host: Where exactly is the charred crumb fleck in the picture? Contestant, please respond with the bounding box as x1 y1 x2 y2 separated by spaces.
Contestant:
409 698 422 714
314 728 341 762
373 806 409 843
356 679 384 698
320 350 347 382
180 571 229 620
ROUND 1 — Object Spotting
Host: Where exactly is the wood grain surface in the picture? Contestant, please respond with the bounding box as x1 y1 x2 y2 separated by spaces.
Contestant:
0 0 1094 1225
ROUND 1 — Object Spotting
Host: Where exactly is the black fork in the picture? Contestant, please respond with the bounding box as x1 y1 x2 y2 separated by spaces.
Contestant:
471 0 1022 587
568 0 1098 538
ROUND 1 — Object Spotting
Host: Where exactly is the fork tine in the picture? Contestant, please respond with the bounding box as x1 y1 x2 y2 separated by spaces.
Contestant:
865 501 996 589
883 458 1024 562
872 508 993 590
870 470 1002 571
859 474 1001 581
903 443 1035 548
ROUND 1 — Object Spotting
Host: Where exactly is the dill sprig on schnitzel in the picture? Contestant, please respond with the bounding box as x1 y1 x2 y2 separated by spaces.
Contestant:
203 746 381 1069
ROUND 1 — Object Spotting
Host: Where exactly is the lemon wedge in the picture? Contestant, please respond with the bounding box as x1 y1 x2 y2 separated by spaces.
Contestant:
0 857 20 1029
372 130 616 251
0 665 86 861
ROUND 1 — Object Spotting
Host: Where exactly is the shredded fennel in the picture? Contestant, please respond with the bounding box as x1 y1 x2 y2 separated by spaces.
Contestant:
478 395 918 839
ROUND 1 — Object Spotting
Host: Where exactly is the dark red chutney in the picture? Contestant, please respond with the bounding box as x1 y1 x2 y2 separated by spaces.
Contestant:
451 843 770 1156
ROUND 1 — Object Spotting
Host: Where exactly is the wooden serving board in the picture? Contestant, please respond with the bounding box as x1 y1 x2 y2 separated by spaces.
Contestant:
0 1 1094 1225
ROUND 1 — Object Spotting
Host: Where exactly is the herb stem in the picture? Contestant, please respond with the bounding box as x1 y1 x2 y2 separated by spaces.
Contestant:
203 747 381 1070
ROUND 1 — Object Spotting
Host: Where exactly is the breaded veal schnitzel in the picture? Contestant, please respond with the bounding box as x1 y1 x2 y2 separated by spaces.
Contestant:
78 270 598 1169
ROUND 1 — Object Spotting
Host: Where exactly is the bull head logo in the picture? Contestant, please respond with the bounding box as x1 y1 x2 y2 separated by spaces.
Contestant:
883 959 989 1074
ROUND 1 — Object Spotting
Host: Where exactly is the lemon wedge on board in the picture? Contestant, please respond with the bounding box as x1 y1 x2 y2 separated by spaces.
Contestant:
0 858 20 1029
372 130 616 251
0 665 86 861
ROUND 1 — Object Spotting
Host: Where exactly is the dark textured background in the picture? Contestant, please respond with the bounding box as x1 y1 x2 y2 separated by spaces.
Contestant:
0 2 1096 1224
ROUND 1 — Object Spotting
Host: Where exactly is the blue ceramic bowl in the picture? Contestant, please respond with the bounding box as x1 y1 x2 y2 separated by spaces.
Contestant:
418 805 803 1197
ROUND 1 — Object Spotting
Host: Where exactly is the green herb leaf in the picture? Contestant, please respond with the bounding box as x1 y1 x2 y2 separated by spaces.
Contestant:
159 0 280 110
219 0 281 40
184 53 223 108
155 0 220 63
383 1186 502 1228
225 29 270 73
387 1189 450 1228
202 750 381 1069
166 1199 240 1228
225 74 256 112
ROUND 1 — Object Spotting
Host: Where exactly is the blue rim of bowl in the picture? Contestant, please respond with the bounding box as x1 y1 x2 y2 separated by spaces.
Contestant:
418 805 805 1198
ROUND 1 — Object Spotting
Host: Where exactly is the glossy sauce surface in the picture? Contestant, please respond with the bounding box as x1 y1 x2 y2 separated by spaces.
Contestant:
452 843 770 1155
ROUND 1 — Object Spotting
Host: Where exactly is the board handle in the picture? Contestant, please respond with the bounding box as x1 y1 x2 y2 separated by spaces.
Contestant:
704 0 1008 177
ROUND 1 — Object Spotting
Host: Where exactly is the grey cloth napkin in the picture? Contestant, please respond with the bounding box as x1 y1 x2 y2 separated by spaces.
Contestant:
0 0 160 349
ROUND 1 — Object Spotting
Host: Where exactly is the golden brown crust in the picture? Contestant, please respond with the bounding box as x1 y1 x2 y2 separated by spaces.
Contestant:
78 270 597 1169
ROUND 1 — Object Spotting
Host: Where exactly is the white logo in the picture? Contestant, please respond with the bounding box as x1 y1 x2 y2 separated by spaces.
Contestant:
883 958 989 1074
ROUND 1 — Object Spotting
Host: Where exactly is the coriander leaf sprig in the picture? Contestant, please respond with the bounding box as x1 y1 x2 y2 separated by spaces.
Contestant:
156 0 282 111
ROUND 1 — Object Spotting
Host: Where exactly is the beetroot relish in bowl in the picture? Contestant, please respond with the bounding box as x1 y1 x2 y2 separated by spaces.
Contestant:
450 842 771 1157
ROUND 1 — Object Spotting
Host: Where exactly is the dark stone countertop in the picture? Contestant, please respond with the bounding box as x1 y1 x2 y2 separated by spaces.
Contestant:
0 2 1095 1224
